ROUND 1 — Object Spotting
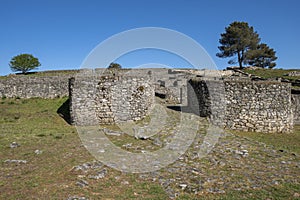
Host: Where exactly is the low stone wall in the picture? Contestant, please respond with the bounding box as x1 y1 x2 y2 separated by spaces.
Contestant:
188 78 293 133
292 93 300 124
69 75 154 126
0 75 70 98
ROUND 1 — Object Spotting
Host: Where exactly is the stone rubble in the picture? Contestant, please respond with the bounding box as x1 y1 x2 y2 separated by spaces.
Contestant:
10 142 20 148
70 123 299 199
66 196 88 200
71 160 104 173
76 179 89 188
34 149 43 155
102 128 123 136
4 159 27 164
68 97 299 198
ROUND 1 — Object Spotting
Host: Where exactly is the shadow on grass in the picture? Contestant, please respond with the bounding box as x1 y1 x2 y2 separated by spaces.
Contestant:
57 98 71 124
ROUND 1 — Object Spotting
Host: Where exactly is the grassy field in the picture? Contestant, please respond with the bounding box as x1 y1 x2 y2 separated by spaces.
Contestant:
0 97 299 199
231 128 300 155
0 97 168 199
243 68 300 81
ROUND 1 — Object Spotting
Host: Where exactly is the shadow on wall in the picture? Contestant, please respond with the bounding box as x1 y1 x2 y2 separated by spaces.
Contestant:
167 105 200 116
57 98 71 124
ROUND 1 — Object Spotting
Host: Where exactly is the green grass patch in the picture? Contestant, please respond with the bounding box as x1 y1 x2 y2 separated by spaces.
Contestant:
178 183 300 200
243 68 300 80
0 97 167 199
230 127 300 155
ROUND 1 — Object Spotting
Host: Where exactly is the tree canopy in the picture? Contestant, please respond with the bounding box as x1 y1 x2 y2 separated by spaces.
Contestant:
245 43 277 68
108 62 122 70
9 53 41 74
217 21 277 69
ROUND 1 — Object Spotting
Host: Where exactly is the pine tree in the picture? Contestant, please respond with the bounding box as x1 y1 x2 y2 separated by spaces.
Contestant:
217 21 260 69
246 43 277 68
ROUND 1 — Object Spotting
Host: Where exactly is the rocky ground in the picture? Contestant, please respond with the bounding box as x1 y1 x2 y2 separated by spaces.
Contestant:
69 100 300 199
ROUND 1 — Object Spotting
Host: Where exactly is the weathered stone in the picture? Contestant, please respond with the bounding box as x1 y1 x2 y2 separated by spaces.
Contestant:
76 179 89 187
188 78 294 133
10 142 20 148
0 75 72 98
4 159 27 164
69 75 154 126
34 149 43 155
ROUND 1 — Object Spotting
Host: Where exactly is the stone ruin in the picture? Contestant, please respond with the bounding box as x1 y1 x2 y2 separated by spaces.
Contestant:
188 78 294 133
69 74 154 126
0 68 299 133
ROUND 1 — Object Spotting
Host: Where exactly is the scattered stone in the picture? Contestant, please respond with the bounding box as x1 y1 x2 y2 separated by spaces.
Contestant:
10 142 20 148
179 184 187 190
71 161 103 173
34 149 43 155
102 128 122 136
76 180 89 188
97 149 105 153
135 131 300 197
67 196 88 200
121 180 129 185
4 159 27 164
207 188 226 194
68 99 300 198
88 168 107 180
286 71 300 77
234 149 249 157
122 143 132 149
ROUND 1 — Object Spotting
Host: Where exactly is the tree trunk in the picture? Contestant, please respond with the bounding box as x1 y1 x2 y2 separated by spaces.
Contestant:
237 51 243 69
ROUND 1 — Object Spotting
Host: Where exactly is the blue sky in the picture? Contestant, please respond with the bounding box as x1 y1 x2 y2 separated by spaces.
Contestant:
0 0 299 75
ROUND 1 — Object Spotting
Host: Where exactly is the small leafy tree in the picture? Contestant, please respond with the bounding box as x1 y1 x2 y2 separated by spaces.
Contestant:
217 21 260 69
246 43 277 68
108 62 122 70
9 53 41 74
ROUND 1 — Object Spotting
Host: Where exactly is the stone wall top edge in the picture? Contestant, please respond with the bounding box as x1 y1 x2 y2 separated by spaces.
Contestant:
70 75 151 80
189 77 291 86
0 74 73 80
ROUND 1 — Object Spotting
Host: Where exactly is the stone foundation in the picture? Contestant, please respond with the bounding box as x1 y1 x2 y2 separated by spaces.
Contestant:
69 75 154 126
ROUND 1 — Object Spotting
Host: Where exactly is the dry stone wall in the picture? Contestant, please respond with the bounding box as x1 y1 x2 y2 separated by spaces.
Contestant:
69 75 154 126
188 78 293 133
187 78 225 126
0 69 297 133
118 68 190 105
292 93 300 124
0 75 70 98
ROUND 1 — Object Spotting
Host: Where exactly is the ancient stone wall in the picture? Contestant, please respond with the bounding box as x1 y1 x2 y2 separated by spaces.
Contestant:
292 93 300 125
69 75 154 126
187 78 225 126
0 75 70 98
188 78 293 133
117 68 190 105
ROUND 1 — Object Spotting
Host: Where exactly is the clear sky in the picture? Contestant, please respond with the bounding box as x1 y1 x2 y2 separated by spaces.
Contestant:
0 0 299 75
